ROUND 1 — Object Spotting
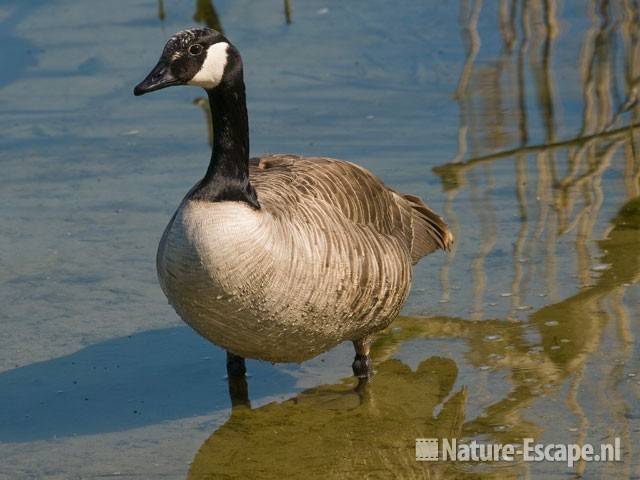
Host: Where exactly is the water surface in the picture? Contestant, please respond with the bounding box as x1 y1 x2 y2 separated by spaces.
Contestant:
1 1 639 478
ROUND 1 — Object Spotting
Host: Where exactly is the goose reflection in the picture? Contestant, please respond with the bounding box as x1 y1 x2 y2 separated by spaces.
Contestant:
189 346 483 479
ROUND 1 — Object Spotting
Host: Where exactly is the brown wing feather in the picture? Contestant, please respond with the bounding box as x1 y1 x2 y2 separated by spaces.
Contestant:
401 193 454 263
249 155 452 264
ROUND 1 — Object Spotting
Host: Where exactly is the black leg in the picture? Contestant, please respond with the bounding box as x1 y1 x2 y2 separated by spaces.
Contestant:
226 351 246 377
352 336 374 378
226 351 250 408
352 354 372 378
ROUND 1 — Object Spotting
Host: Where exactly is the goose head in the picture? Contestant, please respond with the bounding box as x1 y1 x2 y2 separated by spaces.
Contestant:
134 27 240 95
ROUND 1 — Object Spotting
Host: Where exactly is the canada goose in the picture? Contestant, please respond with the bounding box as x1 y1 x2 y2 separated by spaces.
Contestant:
134 28 452 378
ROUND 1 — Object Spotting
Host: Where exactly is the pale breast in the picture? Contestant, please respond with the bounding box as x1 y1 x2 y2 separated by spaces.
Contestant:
157 199 413 362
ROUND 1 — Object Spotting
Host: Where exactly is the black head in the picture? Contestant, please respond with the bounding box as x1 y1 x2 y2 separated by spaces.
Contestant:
133 28 241 96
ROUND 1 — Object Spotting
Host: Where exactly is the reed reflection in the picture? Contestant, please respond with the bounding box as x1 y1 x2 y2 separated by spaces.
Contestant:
284 0 293 25
192 97 213 146
156 0 294 29
432 1 639 476
192 0 224 33
156 0 224 32
435 0 640 297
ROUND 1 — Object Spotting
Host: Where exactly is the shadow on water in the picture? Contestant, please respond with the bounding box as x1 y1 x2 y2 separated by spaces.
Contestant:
0 328 298 442
185 192 640 479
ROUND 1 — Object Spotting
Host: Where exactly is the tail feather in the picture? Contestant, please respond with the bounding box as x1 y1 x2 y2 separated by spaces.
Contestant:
402 194 453 264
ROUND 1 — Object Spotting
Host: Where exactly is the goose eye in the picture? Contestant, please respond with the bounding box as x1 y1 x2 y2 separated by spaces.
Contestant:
188 44 204 56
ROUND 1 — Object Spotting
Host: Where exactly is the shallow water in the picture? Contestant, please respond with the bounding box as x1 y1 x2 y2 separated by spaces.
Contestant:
1 0 639 478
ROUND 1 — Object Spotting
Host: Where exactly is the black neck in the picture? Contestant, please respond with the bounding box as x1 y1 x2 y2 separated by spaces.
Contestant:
190 76 259 208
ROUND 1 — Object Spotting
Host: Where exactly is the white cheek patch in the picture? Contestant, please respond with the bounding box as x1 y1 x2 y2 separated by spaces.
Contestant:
188 42 229 89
